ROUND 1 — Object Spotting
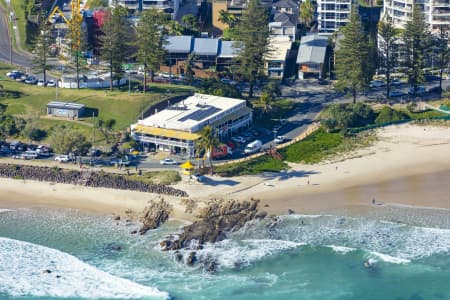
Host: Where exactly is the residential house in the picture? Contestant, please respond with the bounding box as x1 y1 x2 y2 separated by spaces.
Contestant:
265 36 292 78
296 34 328 79
269 12 297 40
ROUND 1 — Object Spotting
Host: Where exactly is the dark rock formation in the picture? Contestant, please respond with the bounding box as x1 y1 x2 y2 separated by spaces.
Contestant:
0 164 188 197
138 199 172 234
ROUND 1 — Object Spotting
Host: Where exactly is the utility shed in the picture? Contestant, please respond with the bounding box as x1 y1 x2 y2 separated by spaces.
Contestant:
47 101 86 119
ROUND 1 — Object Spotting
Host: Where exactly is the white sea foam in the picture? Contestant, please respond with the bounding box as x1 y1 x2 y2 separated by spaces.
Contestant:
327 245 356 254
196 239 304 269
0 209 14 213
0 237 169 299
369 251 411 264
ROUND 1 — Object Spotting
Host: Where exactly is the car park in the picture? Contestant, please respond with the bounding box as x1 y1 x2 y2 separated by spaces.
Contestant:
160 158 179 165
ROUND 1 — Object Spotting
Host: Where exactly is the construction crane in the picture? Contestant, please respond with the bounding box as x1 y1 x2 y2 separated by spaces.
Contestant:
47 0 83 49
48 0 84 88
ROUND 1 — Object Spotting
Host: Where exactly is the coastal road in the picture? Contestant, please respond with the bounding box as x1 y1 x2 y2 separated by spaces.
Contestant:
0 5 31 67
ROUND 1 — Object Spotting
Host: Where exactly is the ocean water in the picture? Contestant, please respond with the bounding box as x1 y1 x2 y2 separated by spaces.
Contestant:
1 207 450 300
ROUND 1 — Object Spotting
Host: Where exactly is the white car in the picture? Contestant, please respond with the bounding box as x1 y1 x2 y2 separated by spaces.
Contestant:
37 79 45 86
160 158 178 165
55 155 72 162
47 80 56 87
231 136 245 143
274 135 286 144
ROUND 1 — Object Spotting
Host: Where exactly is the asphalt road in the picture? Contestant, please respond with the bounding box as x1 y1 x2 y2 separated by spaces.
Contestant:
0 6 31 67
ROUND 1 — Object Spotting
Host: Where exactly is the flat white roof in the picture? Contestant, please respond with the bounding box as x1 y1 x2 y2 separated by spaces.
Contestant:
136 93 246 132
265 36 292 62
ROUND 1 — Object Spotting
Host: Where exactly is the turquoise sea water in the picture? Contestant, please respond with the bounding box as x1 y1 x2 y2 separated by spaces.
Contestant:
1 207 450 300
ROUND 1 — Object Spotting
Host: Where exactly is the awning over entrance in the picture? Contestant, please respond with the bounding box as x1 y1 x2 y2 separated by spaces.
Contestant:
133 124 200 141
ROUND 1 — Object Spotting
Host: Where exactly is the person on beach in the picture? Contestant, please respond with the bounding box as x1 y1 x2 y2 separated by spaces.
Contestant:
372 198 376 205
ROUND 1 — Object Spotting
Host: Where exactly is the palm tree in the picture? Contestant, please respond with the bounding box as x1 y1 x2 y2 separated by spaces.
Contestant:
259 92 273 114
218 10 237 28
196 125 220 174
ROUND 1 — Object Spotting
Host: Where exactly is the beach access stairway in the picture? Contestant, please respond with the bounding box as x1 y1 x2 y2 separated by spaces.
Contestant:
77 168 93 186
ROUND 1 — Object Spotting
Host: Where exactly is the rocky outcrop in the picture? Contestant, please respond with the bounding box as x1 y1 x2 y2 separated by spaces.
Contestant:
160 199 265 251
138 199 172 234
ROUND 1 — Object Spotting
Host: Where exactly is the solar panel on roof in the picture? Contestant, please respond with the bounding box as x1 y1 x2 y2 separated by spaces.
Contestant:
178 106 221 122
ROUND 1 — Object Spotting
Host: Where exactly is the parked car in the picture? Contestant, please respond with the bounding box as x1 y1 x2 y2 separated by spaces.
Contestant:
389 90 405 98
37 79 46 86
160 158 179 165
274 135 287 144
408 86 426 95
191 173 205 182
425 74 441 82
428 86 442 94
231 136 246 143
47 80 56 87
55 154 72 162
244 140 262 154
369 80 386 88
390 79 402 86
6 70 22 79
24 76 37 84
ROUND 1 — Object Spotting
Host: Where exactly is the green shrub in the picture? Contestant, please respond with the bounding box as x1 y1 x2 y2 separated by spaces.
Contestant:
322 103 375 131
282 129 344 163
375 107 410 124
215 155 287 176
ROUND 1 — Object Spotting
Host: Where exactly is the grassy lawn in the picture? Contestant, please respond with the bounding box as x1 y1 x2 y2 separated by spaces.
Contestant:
127 170 181 185
215 155 288 176
9 0 28 50
252 98 295 129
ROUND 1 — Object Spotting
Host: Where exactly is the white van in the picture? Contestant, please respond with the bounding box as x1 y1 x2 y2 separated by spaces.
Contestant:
244 140 262 154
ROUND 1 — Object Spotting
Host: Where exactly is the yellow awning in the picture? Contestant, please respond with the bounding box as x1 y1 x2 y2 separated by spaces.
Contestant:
133 124 200 141
180 160 194 169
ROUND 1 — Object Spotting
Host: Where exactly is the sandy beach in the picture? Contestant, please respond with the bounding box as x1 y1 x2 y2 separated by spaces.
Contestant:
1 123 450 219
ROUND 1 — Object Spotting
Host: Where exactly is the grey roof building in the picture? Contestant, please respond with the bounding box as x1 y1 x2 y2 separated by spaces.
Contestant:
270 12 297 40
164 35 194 53
218 41 240 58
47 101 86 119
296 35 328 79
192 38 220 56
272 0 299 14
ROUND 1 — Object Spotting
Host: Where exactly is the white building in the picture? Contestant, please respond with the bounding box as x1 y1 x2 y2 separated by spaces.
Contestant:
317 0 352 34
130 94 252 156
110 0 180 19
383 0 450 31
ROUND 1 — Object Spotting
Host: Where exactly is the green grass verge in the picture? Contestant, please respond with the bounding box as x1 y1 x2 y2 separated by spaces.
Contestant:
215 155 288 176
282 129 344 164
9 0 28 50
127 170 181 185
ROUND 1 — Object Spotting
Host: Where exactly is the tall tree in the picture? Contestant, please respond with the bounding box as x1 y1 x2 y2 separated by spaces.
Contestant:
196 125 220 175
435 25 450 95
99 6 133 91
235 0 270 98
166 20 184 36
402 4 429 92
299 0 314 28
378 13 400 98
135 9 167 93
68 5 84 89
182 14 198 33
32 20 52 84
335 7 371 103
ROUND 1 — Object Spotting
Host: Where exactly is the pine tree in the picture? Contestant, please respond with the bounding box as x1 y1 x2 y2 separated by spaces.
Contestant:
99 6 133 91
435 26 450 95
135 9 167 93
378 13 400 98
67 5 84 89
402 4 429 92
335 7 371 103
235 0 270 98
32 20 52 84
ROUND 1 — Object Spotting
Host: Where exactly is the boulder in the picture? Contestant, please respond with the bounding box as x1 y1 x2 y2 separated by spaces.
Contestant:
138 199 172 234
